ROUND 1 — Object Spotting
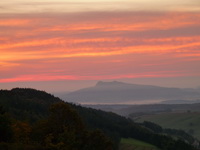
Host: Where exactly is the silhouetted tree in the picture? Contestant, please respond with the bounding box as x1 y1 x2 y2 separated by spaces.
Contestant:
0 107 13 143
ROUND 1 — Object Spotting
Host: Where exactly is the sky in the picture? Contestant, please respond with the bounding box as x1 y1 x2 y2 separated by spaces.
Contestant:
0 0 200 92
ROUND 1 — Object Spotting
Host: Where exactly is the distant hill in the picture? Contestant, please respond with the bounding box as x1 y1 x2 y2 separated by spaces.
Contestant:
85 103 200 117
161 99 200 104
59 81 200 104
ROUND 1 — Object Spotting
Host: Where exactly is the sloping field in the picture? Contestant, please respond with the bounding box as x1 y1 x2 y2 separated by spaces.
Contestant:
136 112 200 140
119 138 160 150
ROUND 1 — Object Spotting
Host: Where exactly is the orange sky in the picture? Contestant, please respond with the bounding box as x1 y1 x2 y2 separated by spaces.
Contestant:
0 1 200 92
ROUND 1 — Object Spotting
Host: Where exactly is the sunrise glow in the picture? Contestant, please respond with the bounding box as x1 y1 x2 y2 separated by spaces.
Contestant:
0 0 200 91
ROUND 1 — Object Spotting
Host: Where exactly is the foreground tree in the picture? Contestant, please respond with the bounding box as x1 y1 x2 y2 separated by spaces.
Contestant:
32 102 114 150
0 106 13 143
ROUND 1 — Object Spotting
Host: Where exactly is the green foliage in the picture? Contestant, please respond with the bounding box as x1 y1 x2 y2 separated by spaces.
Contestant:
142 121 163 133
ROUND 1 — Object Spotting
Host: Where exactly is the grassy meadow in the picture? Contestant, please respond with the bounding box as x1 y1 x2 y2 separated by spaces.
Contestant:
136 112 200 140
120 138 160 150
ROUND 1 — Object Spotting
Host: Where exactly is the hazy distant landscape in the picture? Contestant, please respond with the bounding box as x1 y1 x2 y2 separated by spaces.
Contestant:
57 81 200 104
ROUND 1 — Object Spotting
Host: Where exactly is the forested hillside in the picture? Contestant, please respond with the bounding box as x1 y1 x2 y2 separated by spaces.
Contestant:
0 88 198 150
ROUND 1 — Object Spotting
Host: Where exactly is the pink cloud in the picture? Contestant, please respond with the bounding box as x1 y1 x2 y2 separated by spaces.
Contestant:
0 11 200 83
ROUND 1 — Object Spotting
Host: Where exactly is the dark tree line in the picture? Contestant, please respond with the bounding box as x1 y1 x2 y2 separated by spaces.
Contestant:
140 121 196 144
0 102 113 150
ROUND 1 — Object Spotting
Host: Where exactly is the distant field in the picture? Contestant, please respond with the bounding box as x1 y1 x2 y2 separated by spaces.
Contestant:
135 112 200 140
119 138 160 150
